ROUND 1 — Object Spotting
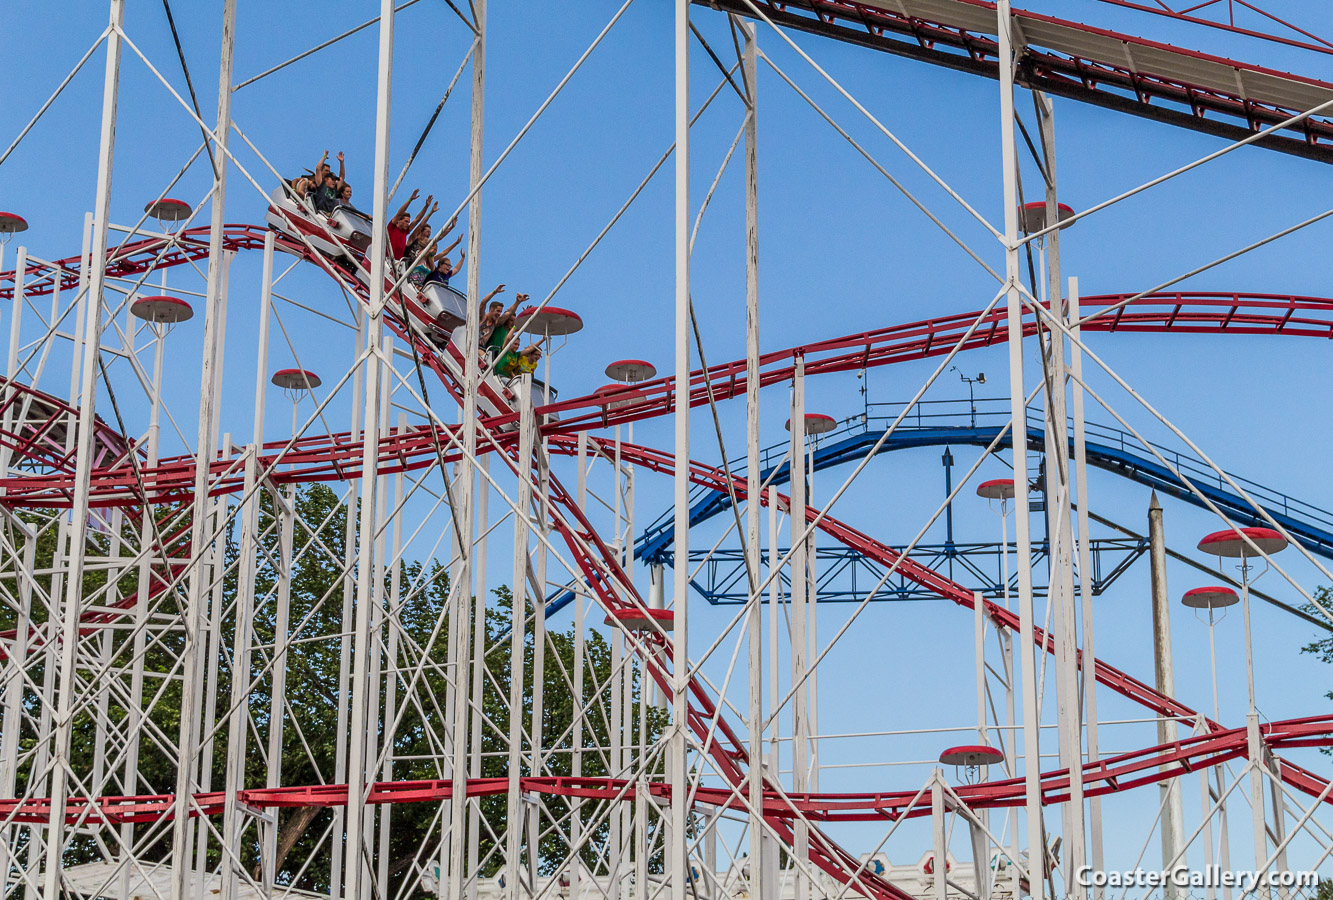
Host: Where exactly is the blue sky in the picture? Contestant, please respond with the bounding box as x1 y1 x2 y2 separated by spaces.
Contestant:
4 0 1333 878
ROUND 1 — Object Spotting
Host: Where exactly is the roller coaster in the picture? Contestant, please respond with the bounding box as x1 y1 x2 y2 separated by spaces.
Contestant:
2 3 1333 900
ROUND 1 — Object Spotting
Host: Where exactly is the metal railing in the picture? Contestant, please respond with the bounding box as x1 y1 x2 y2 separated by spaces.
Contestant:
641 396 1333 546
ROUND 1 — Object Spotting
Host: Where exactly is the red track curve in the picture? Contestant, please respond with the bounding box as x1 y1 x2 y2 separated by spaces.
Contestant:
8 713 1333 827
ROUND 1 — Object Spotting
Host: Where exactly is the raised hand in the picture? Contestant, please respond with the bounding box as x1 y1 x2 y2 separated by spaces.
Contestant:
336 151 344 162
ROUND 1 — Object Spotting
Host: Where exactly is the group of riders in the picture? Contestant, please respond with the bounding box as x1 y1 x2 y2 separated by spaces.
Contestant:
286 151 546 379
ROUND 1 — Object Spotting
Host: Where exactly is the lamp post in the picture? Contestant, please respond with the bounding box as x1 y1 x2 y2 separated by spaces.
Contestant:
1182 585 1239 900
955 369 986 428
1197 527 1288 890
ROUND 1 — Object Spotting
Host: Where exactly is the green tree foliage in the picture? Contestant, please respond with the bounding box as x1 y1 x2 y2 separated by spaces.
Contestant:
0 484 667 898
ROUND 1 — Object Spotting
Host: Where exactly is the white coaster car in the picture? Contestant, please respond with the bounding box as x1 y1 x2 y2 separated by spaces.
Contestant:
418 282 468 334
266 186 373 259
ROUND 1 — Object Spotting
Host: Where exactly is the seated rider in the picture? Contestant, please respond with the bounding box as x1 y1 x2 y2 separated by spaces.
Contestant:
486 291 545 378
401 223 437 279
498 342 543 379
387 190 433 263
290 150 331 200
409 234 464 288
311 151 347 216
435 284 504 346
426 235 465 287
407 241 437 287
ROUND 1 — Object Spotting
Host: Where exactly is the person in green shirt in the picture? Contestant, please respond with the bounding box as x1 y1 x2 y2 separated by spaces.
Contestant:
486 292 544 378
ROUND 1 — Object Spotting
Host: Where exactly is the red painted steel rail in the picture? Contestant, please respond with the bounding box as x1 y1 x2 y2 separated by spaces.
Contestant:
7 714 1333 827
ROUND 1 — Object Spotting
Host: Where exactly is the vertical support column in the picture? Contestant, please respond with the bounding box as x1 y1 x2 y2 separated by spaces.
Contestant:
1148 493 1184 891
378 413 407 890
573 433 588 897
1067 276 1105 898
451 1 485 895
366 341 393 870
1034 93 1084 898
931 773 948 900
467 452 491 900
650 564 666 709
466 453 493 900
220 233 274 900
741 20 765 900
332 304 365 897
528 392 551 887
0 521 35 889
1003 627 1021 900
635 560 650 900
343 2 394 895
171 1 235 891
42 1 122 893
195 434 232 870
1 247 26 479
506 381 535 900
806 438 819 800
1267 778 1289 880
267 478 296 888
343 316 384 900
622 423 636 892
971 590 993 899
35 221 90 900
767 483 779 771
765 485 781 898
1242 555 1268 897
0 246 27 827
671 1 691 899
994 4 1043 897
610 428 625 900
974 591 987 745
789 359 809 900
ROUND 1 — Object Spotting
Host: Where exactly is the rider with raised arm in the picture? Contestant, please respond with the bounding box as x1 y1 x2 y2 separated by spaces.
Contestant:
312 151 346 215
387 190 433 263
484 291 543 377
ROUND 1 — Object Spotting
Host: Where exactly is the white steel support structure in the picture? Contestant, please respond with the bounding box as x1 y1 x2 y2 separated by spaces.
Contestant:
170 5 235 896
41 1 123 894
931 772 947 900
1194 576 1233 900
742 20 765 900
0 246 26 891
1067 276 1106 900
219 231 275 900
332 303 365 898
1034 93 1085 899
469 451 492 900
506 382 535 900
451 3 485 896
671 3 691 900
789 357 809 900
343 2 393 897
1242 551 1270 892
995 4 1044 898
574 431 588 900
